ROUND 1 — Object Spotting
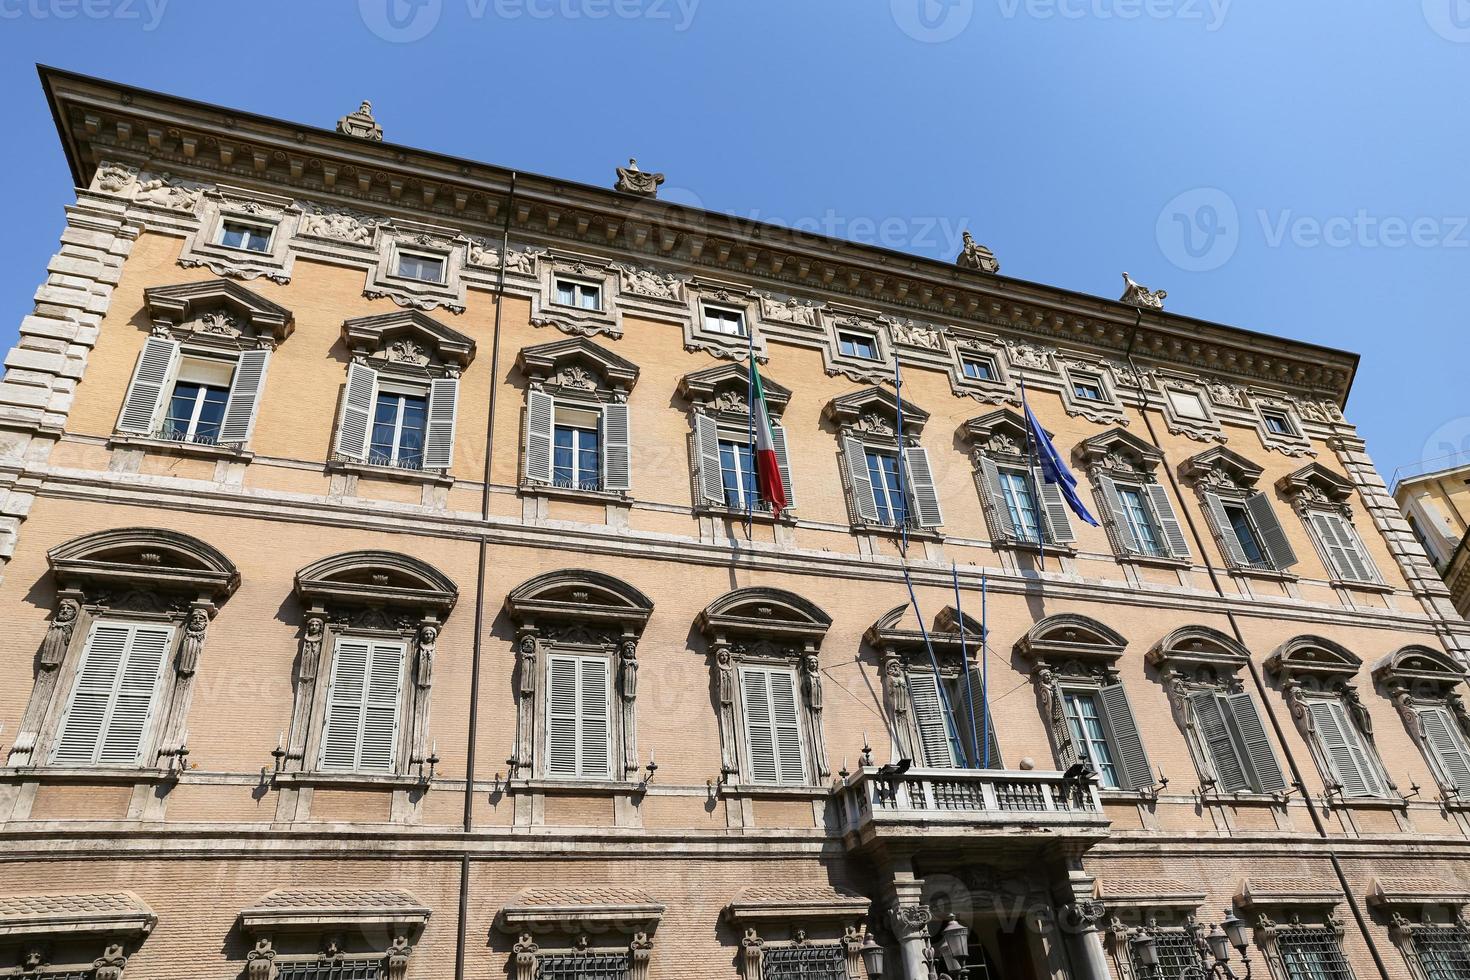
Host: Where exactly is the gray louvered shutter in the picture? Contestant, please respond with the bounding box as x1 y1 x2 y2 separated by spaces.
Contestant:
1098 475 1140 554
1099 682 1153 791
1225 690 1287 792
1308 699 1382 797
1038 478 1077 544
218 348 270 445
843 437 879 523
1418 706 1470 796
117 335 180 434
1053 691 1083 770
1312 512 1375 583
693 413 725 506
908 672 956 768
740 668 779 784
1247 492 1298 570
525 390 555 484
578 657 611 778
1147 483 1191 559
903 445 944 527
979 457 1016 542
1340 518 1379 583
768 668 806 784
422 377 459 471
53 622 171 766
321 639 370 771
359 641 404 772
601 403 631 491
545 656 581 777
963 667 1002 769
1190 690 1248 792
333 362 378 461
1203 490 1250 567
770 422 796 510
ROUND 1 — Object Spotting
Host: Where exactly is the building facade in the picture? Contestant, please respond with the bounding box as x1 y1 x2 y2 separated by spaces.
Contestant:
2 67 1470 980
1394 460 1470 621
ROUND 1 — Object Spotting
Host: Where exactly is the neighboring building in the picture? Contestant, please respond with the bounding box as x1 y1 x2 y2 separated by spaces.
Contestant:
1 66 1470 980
1394 459 1470 621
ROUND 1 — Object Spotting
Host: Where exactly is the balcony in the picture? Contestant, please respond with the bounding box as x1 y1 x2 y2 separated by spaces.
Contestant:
832 767 1111 856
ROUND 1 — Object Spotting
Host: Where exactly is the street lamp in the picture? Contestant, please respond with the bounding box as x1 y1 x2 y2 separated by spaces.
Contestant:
860 932 885 979
937 916 970 972
1198 910 1253 979
1129 932 1160 979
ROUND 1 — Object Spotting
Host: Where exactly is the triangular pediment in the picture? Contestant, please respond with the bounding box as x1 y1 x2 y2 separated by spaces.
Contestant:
824 386 929 434
145 278 294 342
342 309 475 368
516 337 640 392
677 363 791 413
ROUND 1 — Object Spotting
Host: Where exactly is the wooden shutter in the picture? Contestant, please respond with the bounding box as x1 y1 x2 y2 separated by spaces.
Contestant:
601 403 632 491
217 349 270 445
1202 490 1250 567
843 437 879 523
320 640 369 770
53 622 171 766
1099 682 1154 791
358 642 404 772
422 377 459 471
770 422 796 509
1312 512 1375 582
908 671 957 768
1308 699 1383 797
978 457 1016 541
903 445 944 528
546 656 580 777
1189 690 1248 792
116 335 180 434
693 413 726 506
333 362 379 461
740 667 778 784
543 655 610 778
1225 690 1287 792
1037 478 1076 544
1147 483 1191 559
320 638 401 772
1418 706 1470 796
768 668 806 784
525 390 555 484
1097 475 1140 553
578 658 611 778
963 667 1003 769
1247 492 1298 570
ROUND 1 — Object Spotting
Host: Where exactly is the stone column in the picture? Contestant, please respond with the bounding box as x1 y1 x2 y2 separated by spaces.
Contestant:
888 904 932 980
1058 901 1113 980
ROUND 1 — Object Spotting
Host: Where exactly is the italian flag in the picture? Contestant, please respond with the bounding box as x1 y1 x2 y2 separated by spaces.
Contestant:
750 353 788 516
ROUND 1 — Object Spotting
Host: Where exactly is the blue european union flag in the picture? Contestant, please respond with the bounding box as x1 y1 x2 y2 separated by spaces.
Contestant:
1024 401 1100 527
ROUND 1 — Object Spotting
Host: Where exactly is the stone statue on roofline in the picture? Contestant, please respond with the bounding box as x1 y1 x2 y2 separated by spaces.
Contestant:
1119 271 1167 310
336 100 383 142
615 158 664 197
956 230 1000 274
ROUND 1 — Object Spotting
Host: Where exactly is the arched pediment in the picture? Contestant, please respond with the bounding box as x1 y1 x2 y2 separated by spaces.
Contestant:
516 337 639 394
1017 613 1127 661
1075 427 1164 473
1148 625 1252 671
1264 635 1361 680
49 528 239 602
1372 644 1466 691
698 587 831 645
866 603 984 654
677 363 791 415
342 309 475 370
295 551 457 614
824 386 929 436
504 569 653 631
145 278 293 344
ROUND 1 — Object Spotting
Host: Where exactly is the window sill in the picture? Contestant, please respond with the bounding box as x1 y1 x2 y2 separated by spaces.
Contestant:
1 765 176 785
328 458 452 486
1226 564 1299 583
1119 553 1193 570
723 783 830 799
855 523 944 542
1329 579 1395 595
994 539 1076 558
521 482 629 505
108 434 253 463
512 778 643 794
696 505 797 526
1324 794 1407 811
274 770 428 790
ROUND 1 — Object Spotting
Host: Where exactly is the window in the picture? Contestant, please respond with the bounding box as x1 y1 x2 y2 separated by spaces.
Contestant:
718 438 757 509
1090 441 1190 561
1117 483 1167 558
1063 690 1120 788
369 388 428 469
1414 704 1470 798
396 252 445 284
118 337 271 447
961 355 997 382
702 304 747 337
761 945 847 980
555 278 603 311
545 655 612 779
319 637 405 773
838 331 878 360
1167 389 1208 420
162 355 233 444
866 450 909 527
51 621 172 766
1202 489 1300 572
552 405 603 491
1262 410 1296 437
1309 511 1378 583
1186 688 1287 794
841 437 943 530
970 413 1078 549
1222 502 1267 565
739 665 807 785
1305 696 1386 798
1130 930 1202 980
691 406 795 514
1275 925 1355 980
218 219 273 253
534 952 632 979
1410 926 1470 980
998 467 1044 544
907 669 1002 770
1072 374 1105 401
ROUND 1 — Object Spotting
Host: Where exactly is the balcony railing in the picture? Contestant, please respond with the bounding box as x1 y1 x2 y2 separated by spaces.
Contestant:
833 766 1110 853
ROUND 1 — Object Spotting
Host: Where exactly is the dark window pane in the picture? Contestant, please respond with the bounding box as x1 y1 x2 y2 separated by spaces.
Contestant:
1224 504 1267 565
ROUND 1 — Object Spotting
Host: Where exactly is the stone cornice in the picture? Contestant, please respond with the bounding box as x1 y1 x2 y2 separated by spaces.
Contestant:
39 66 1359 404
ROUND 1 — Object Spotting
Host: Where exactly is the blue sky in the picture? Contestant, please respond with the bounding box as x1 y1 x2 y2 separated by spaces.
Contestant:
2 0 1467 481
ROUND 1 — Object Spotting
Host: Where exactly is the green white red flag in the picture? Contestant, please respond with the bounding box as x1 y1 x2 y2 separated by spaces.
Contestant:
750 353 787 516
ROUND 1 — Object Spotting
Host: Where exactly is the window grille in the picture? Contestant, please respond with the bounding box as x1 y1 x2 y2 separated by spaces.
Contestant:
1128 930 1208 980
761 944 846 979
276 960 382 980
1276 926 1354 980
1413 925 1470 980
535 952 631 980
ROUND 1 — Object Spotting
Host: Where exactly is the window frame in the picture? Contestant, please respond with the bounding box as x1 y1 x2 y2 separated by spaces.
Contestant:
1113 479 1170 559
541 651 615 781
960 354 998 382
393 248 448 285
550 401 605 492
162 352 236 445
701 302 748 338
553 276 605 312
837 329 879 361
736 661 810 787
216 217 276 254
368 382 431 470
49 618 175 768
315 634 409 774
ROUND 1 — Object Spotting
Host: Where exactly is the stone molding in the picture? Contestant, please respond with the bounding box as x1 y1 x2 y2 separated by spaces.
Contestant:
144 278 294 348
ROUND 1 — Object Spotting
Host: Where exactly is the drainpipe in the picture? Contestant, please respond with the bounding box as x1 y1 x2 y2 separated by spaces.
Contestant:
1120 315 1392 980
454 170 517 980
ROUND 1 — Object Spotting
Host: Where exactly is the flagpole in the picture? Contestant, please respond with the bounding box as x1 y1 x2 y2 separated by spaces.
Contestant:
1017 371 1046 573
743 325 756 542
981 571 989 768
953 562 980 769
